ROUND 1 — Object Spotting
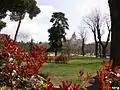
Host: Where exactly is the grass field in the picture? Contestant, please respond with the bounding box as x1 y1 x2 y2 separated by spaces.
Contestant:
39 56 106 86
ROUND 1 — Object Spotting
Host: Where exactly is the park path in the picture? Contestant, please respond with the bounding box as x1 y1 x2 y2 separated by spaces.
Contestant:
86 77 99 90
85 74 99 90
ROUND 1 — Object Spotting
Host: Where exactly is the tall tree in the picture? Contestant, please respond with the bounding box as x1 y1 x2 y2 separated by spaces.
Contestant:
9 0 40 41
108 0 120 66
84 9 111 58
0 0 40 41
97 14 111 58
79 27 87 56
48 12 69 56
84 9 100 58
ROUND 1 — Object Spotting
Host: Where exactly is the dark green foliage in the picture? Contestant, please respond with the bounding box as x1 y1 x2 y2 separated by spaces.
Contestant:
0 12 7 31
0 21 6 31
0 0 40 39
0 0 40 16
8 0 40 20
9 0 40 41
48 12 69 56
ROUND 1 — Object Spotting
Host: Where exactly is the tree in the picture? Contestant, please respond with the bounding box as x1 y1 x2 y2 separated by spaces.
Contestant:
0 21 6 31
0 12 7 31
48 12 69 56
83 9 100 58
108 0 120 66
84 9 111 58
97 14 111 58
79 27 87 56
62 39 71 56
62 34 82 56
9 0 40 41
71 32 78 55
0 1 8 31
0 0 40 41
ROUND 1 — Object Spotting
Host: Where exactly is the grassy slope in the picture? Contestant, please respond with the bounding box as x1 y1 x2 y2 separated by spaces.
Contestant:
39 56 105 85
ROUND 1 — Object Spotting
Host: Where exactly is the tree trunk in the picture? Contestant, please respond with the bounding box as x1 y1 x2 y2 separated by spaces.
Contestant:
99 43 102 58
67 40 70 56
102 46 106 58
81 45 84 56
95 42 98 58
55 50 57 56
93 31 98 58
81 40 85 56
109 0 120 66
89 44 92 56
14 14 22 41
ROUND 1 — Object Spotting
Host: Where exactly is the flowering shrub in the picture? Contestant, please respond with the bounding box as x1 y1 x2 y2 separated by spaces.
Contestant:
0 34 48 89
97 60 120 90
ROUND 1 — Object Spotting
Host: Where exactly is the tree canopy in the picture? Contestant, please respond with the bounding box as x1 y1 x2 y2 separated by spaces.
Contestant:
48 12 69 56
0 0 40 32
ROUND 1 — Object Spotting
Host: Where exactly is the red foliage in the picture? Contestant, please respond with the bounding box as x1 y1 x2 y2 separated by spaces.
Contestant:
0 34 48 89
101 60 113 69
86 72 91 80
44 78 55 90
0 34 48 77
97 60 120 90
71 84 80 90
59 81 72 90
79 69 84 77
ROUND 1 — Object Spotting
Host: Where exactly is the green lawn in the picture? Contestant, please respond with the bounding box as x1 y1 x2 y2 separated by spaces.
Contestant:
39 56 105 86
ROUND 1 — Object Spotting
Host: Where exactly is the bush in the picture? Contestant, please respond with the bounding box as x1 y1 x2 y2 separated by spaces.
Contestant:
0 34 48 89
48 56 55 63
55 54 68 64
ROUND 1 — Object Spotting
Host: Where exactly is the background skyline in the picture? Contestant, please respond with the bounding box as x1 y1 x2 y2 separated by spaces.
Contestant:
2 0 110 43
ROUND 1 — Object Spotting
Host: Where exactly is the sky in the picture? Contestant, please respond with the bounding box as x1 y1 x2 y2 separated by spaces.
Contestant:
2 0 110 43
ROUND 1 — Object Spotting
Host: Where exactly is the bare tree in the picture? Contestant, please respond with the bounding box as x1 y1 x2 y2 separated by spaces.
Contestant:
83 9 101 58
62 33 82 56
97 14 111 58
83 9 111 58
71 32 77 55
79 26 87 56
62 39 71 56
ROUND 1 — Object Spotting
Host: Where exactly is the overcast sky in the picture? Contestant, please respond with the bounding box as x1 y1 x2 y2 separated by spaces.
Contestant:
2 0 110 43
